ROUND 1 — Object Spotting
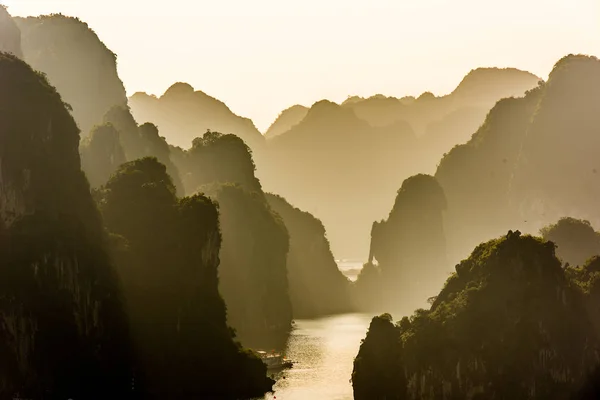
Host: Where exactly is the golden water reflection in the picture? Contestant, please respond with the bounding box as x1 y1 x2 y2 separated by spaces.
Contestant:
262 313 372 400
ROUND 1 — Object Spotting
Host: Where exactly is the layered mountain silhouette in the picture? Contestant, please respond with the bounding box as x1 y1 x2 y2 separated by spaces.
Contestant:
261 68 539 260
128 83 266 152
16 15 128 135
261 100 417 259
437 55 600 264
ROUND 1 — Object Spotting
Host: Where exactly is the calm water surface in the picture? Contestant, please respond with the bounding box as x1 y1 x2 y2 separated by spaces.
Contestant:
262 313 372 400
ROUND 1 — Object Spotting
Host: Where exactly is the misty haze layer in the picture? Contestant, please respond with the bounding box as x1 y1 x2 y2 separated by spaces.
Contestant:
2 3 600 399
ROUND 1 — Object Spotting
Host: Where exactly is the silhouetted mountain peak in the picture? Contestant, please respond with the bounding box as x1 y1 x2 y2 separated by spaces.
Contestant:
310 99 340 111
303 100 360 124
128 83 265 150
416 91 436 101
163 81 195 98
451 67 540 102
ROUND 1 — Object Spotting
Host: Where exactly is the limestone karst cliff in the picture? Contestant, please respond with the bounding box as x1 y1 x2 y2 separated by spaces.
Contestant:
437 55 600 266
353 232 599 400
355 174 447 313
17 14 128 134
265 193 354 318
174 131 292 349
0 52 130 398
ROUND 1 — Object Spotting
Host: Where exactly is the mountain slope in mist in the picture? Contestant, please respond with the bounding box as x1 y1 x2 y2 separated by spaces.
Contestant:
262 100 417 260
354 174 447 313
437 54 600 265
16 15 128 135
265 193 354 318
345 67 540 134
264 104 308 139
262 68 539 261
129 83 265 151
175 131 292 349
0 6 22 57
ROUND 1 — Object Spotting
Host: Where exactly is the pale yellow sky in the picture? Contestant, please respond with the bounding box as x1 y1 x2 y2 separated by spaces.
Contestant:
4 0 600 131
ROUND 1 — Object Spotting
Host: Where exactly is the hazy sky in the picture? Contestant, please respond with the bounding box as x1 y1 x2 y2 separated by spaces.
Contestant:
4 0 600 131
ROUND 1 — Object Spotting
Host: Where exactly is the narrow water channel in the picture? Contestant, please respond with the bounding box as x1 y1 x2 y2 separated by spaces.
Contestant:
261 313 372 400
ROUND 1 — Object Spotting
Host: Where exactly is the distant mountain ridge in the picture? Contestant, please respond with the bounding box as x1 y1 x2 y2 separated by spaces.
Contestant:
260 67 540 259
129 83 265 151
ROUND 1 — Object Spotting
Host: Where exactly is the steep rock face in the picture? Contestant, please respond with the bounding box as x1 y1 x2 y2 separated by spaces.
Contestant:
128 83 265 152
356 174 447 313
98 157 273 398
353 232 599 400
437 54 600 266
0 53 129 398
265 193 354 318
264 104 308 139
0 6 22 57
512 55 600 224
435 86 543 264
208 185 292 349
352 314 406 400
16 15 128 134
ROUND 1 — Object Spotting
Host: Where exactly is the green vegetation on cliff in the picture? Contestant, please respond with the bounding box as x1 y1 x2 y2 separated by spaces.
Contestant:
353 231 599 399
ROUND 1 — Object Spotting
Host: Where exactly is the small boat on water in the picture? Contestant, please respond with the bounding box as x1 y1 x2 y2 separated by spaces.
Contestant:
257 350 294 370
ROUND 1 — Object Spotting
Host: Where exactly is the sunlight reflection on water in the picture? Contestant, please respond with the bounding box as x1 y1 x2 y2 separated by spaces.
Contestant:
261 313 372 400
